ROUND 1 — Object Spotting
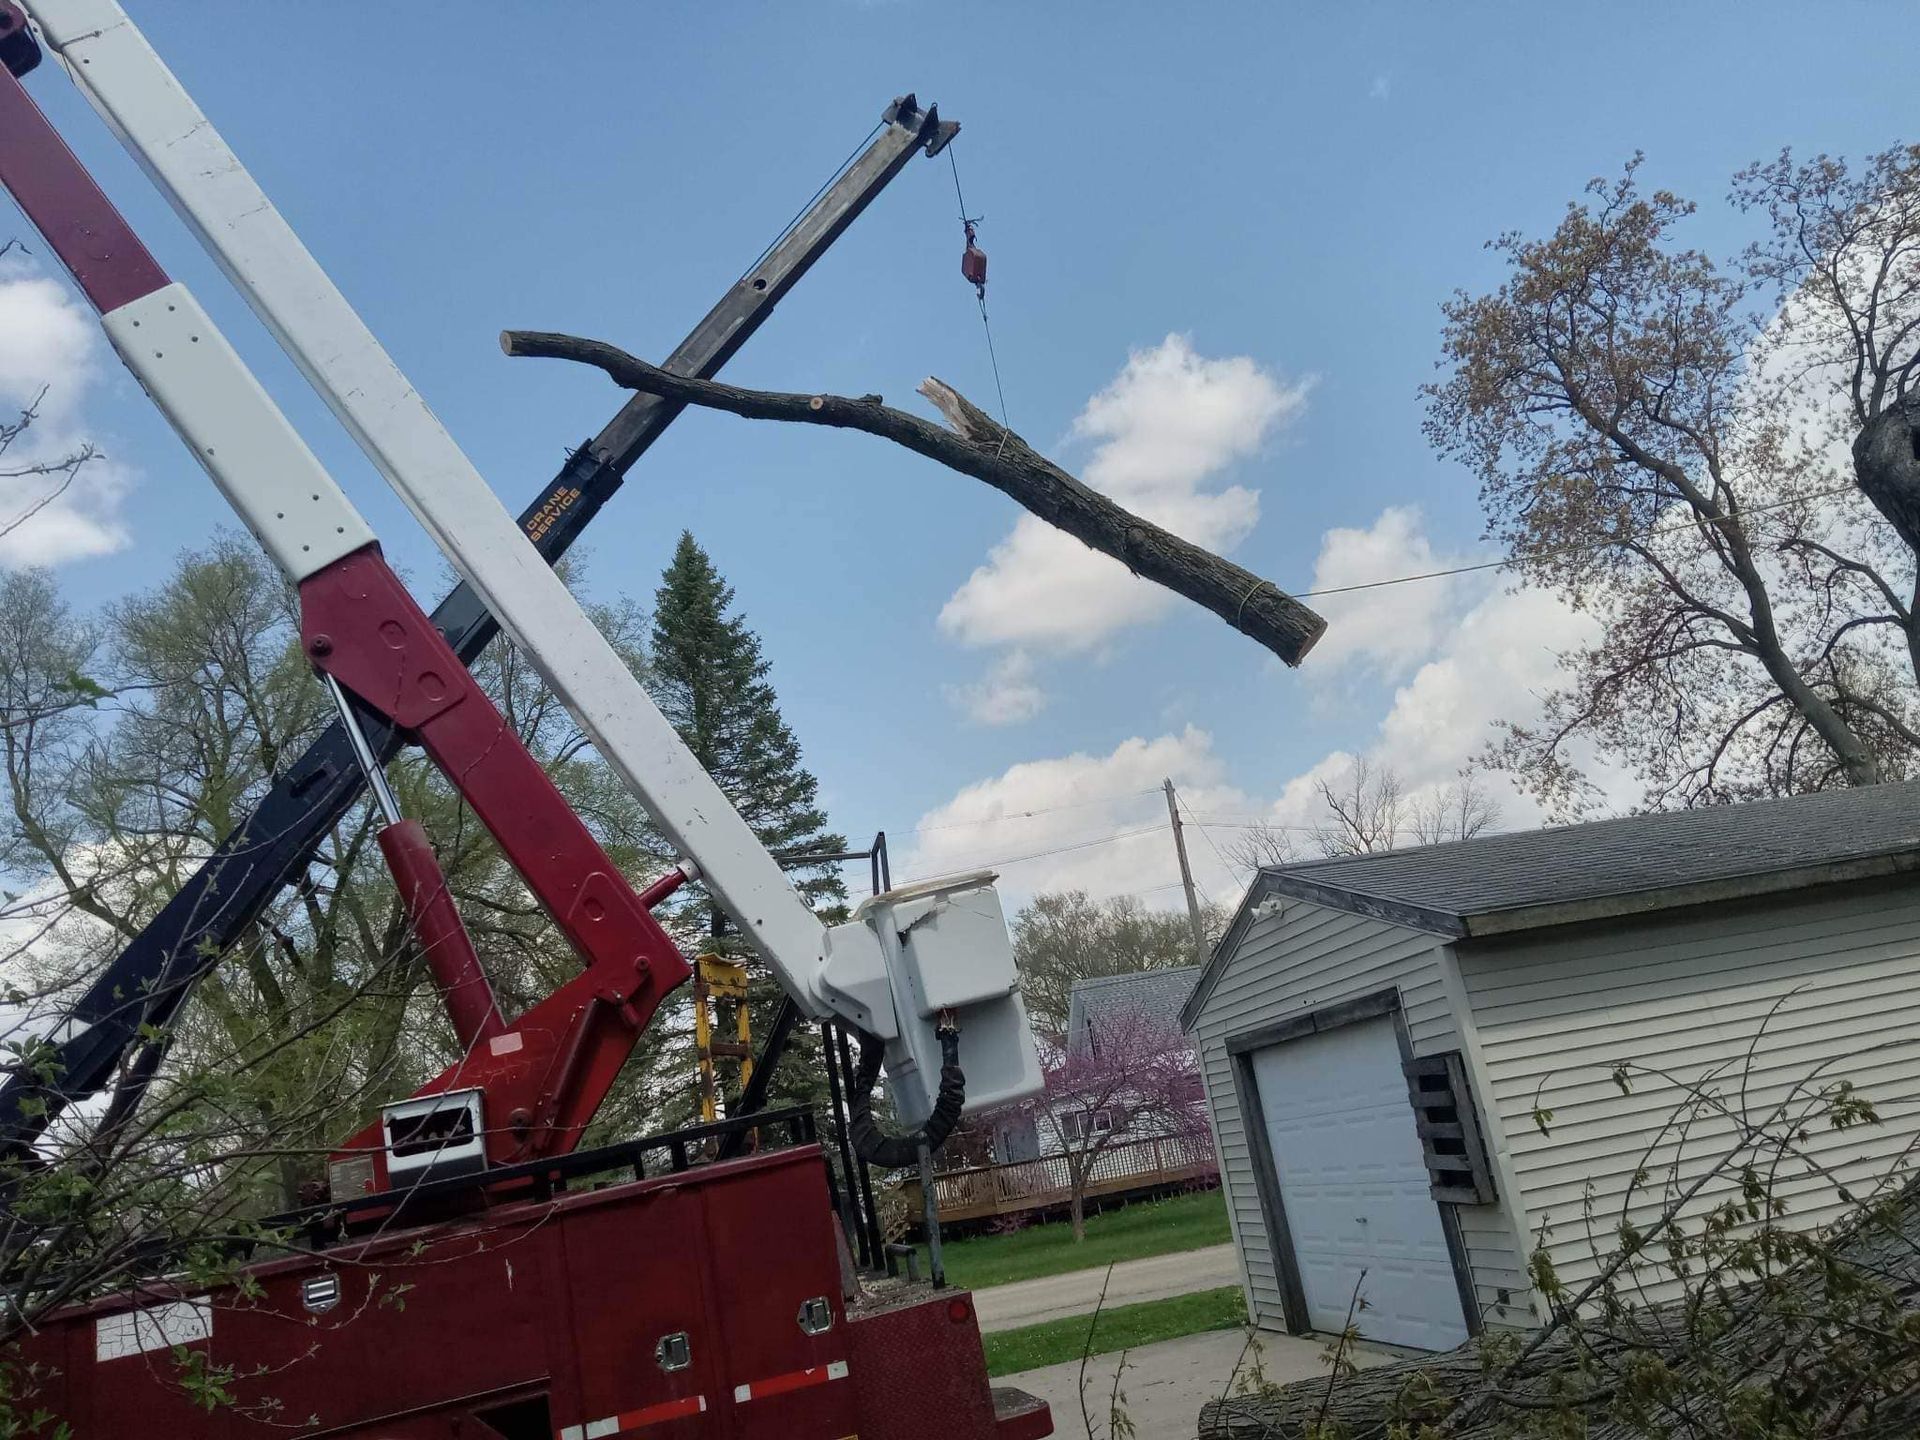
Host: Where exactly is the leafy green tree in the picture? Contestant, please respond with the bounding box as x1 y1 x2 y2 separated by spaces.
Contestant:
1011 891 1224 1042
0 534 672 1331
0 535 728 1440
647 532 847 1120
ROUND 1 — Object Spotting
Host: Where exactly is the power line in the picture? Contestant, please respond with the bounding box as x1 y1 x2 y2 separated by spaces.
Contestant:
908 787 1161 833
1295 483 1859 599
873 487 1865 889
904 822 1166 885
1178 793 1245 884
903 806 1305 885
1184 814 1322 833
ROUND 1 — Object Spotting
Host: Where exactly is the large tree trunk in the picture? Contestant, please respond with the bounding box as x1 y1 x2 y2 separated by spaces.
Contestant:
1854 393 1920 560
498 331 1327 668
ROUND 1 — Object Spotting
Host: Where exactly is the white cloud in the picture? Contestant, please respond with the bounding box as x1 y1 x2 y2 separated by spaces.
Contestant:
1368 74 1392 101
1278 504 1617 831
1234 572 1611 864
1371 584 1589 790
938 335 1310 654
0 837 161 1050
902 727 1251 909
1306 506 1460 675
1266 749 1363 834
1269 510 1630 835
0 270 93 414
945 649 1048 726
1071 336 1302 497
0 258 135 566
908 509 1639 921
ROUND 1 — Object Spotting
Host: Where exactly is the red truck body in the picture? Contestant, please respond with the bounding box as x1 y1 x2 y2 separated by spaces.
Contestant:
19 1145 1050 1439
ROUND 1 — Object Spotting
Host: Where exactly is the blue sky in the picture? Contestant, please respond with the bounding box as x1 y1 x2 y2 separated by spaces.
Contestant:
3 3 1912 913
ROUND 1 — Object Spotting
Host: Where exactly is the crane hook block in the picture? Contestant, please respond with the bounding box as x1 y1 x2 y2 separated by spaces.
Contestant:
961 220 987 300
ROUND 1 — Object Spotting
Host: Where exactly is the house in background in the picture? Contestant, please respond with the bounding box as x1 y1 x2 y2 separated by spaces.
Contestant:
992 966 1206 1163
909 966 1218 1228
1183 783 1920 1352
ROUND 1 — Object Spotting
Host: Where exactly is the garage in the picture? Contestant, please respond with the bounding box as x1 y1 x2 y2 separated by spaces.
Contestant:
1186 787 1920 1345
1247 1013 1469 1351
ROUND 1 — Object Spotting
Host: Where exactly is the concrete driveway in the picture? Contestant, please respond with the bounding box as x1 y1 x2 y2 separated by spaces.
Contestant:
973 1243 1241 1333
1001 1326 1391 1439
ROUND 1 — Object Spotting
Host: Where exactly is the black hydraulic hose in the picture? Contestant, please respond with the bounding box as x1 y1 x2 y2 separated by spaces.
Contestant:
847 1025 965 1170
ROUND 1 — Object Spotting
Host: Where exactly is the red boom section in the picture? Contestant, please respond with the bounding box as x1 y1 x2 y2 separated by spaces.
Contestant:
376 818 505 1051
0 53 170 311
1 40 690 1184
300 546 691 1188
0 45 688 1182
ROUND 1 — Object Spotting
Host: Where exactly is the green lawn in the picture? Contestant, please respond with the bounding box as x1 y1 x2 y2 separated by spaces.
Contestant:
918 1188 1230 1291
982 1285 1247 1377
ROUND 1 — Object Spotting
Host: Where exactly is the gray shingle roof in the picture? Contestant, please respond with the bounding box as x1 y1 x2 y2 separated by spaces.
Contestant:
1066 967 1199 1061
1182 781 1920 1032
1273 780 1920 935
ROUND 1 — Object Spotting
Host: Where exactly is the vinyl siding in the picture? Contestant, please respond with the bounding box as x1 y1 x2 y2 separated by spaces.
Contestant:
1458 878 1920 1305
1189 897 1530 1333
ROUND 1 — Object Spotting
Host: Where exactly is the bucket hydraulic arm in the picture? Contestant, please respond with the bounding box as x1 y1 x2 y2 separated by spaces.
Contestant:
0 2 1041 1192
0 3 956 1156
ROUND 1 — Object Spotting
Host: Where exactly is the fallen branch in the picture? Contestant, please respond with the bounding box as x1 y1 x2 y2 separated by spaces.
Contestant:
1198 1177 1920 1439
499 331 1326 666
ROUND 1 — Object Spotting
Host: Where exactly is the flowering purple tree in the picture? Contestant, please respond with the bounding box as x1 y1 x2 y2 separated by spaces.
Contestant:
1034 1003 1213 1241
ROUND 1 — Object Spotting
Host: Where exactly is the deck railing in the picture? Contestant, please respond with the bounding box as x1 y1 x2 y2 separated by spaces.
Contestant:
900 1132 1217 1224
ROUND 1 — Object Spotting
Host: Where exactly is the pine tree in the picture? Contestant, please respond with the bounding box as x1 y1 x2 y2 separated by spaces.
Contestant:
649 532 847 1119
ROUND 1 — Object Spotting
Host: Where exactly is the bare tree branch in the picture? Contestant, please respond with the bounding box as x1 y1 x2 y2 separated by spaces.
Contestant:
498 330 1327 667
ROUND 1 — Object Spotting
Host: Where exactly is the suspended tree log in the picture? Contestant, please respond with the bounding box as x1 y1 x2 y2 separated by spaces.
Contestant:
499 330 1327 667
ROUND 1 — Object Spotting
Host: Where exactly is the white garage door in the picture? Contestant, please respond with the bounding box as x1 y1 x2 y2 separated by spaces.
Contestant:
1251 1016 1468 1350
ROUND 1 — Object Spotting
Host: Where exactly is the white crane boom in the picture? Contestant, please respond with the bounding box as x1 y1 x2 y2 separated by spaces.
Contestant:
17 0 1042 1122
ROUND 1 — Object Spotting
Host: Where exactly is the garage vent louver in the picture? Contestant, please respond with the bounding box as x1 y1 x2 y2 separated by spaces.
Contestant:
1402 1052 1496 1204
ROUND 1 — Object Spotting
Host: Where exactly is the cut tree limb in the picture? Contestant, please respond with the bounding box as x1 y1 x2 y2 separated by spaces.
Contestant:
499 330 1327 666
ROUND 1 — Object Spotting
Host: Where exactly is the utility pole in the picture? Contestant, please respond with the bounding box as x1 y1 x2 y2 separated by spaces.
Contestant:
1164 778 1209 965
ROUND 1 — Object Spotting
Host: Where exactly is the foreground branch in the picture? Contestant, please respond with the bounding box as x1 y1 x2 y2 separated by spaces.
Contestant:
500 331 1326 666
1199 1176 1920 1439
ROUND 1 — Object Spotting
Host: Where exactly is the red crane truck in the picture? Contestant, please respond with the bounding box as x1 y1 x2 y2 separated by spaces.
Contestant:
0 3 1053 1434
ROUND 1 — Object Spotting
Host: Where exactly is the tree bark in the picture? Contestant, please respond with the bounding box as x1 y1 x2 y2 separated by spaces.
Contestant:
1855 394 1920 559
499 331 1327 667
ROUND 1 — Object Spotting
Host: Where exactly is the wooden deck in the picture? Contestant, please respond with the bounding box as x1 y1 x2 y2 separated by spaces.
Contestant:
900 1133 1217 1225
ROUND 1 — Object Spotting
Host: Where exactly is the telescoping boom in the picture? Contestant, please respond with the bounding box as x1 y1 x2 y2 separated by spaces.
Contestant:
0 10 1060 1436
0 77 960 1155
1 0 1042 1143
